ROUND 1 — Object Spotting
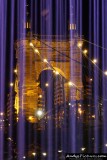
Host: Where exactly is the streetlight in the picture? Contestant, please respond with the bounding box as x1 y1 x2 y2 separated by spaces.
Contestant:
36 109 44 119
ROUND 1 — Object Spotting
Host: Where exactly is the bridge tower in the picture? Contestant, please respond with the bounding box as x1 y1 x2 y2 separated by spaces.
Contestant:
14 24 83 124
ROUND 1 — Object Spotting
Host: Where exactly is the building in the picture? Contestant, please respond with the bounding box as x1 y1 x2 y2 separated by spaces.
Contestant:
14 32 83 123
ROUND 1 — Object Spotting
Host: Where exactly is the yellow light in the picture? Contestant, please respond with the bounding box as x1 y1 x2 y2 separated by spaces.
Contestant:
29 116 33 120
55 71 59 75
83 49 88 54
77 41 83 48
104 71 107 76
43 59 48 63
39 95 42 98
68 81 73 86
0 112 4 116
45 83 49 87
14 69 17 73
29 42 33 47
92 115 95 118
10 83 14 87
78 108 82 115
32 152 36 156
34 49 39 54
92 59 97 64
79 104 82 107
81 147 86 151
42 152 47 156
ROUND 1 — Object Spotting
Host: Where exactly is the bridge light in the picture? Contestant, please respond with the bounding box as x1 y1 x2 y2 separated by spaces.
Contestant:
29 42 33 47
43 59 48 63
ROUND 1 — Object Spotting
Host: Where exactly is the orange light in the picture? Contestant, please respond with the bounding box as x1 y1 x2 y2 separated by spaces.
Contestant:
29 116 33 120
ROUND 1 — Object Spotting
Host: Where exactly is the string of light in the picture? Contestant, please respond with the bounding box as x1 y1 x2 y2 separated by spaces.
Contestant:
29 42 82 93
31 36 107 103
